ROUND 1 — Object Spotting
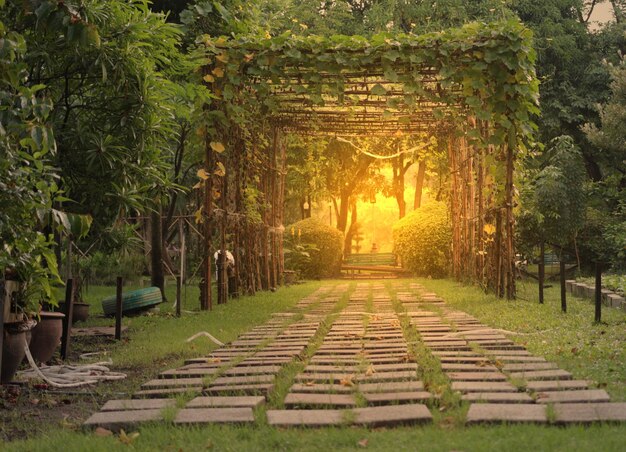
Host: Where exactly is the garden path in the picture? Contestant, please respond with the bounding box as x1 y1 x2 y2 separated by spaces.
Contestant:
84 281 626 430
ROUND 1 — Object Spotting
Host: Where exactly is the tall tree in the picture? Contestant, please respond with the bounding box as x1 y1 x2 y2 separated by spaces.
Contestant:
582 60 626 267
2 1 185 230
0 3 61 308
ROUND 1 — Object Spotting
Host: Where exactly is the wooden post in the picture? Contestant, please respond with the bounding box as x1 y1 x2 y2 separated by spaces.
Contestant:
0 280 5 375
201 125 214 311
60 278 74 360
560 260 567 313
217 252 225 304
504 143 516 299
150 206 165 296
67 238 73 280
595 262 602 323
176 276 181 318
538 242 545 304
219 151 228 304
179 218 185 284
115 277 123 340
413 161 426 209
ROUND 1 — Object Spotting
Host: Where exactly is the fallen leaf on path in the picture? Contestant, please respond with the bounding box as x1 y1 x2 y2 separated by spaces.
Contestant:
340 376 354 387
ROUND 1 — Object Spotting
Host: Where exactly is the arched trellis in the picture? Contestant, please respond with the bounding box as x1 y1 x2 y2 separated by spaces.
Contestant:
197 19 538 307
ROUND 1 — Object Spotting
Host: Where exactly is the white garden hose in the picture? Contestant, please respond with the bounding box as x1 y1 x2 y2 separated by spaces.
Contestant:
18 337 127 388
185 331 224 346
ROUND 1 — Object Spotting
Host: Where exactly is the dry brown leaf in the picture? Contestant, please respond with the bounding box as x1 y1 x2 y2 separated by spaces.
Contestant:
214 161 226 177
194 206 204 224
340 376 354 387
215 53 229 63
118 429 140 445
197 168 210 180
94 427 113 437
210 141 225 153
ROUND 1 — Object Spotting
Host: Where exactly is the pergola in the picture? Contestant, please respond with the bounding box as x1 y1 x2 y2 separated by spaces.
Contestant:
198 20 538 307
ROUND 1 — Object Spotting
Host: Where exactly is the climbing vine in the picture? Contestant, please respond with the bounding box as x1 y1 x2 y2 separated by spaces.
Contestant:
196 19 539 300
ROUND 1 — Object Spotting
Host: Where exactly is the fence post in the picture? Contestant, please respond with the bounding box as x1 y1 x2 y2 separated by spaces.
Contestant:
115 277 123 340
0 280 5 376
176 276 181 318
60 279 74 360
595 262 602 323
538 242 545 304
560 260 566 313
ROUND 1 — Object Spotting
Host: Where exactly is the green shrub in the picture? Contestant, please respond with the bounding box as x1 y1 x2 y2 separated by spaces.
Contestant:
393 201 451 277
79 251 145 285
286 218 343 278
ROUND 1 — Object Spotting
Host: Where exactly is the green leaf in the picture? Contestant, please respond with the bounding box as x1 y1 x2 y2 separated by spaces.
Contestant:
371 84 387 96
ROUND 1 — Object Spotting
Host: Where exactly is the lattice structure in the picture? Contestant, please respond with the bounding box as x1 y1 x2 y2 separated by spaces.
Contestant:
199 20 539 303
268 72 462 136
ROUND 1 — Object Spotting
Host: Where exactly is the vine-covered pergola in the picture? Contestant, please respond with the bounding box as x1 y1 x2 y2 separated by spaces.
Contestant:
198 19 538 307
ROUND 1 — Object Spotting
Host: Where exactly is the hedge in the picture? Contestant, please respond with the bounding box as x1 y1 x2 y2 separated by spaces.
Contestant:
393 201 451 277
286 217 343 279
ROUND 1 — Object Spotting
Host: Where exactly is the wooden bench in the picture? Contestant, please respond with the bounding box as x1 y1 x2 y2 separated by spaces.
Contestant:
341 253 409 279
344 252 397 267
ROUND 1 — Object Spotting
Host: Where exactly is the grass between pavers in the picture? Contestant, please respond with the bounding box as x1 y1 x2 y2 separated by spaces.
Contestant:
266 285 353 409
386 282 464 426
416 278 626 401
1 281 325 442
7 423 626 452
82 280 324 370
6 277 626 450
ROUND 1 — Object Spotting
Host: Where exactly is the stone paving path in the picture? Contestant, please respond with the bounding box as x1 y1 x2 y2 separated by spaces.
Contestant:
84 281 626 431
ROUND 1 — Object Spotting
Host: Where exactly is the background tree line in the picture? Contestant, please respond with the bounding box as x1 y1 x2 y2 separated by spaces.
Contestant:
2 0 624 307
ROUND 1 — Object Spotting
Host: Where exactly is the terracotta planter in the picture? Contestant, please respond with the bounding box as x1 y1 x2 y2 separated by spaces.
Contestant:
28 311 65 364
57 302 90 323
1 326 31 383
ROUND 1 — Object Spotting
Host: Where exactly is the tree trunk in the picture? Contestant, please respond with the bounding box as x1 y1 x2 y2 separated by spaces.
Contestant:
393 154 410 219
396 189 406 219
413 161 426 209
610 0 623 23
150 206 165 299
343 200 358 257
336 188 351 233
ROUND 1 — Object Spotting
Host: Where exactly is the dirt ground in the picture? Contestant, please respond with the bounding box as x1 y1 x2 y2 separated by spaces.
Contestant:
0 335 144 442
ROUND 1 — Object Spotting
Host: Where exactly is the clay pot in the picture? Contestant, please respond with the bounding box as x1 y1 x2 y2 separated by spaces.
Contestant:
28 311 65 364
1 328 30 383
57 302 90 323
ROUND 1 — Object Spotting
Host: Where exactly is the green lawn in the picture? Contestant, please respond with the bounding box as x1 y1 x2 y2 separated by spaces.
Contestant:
418 279 626 401
5 277 626 451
